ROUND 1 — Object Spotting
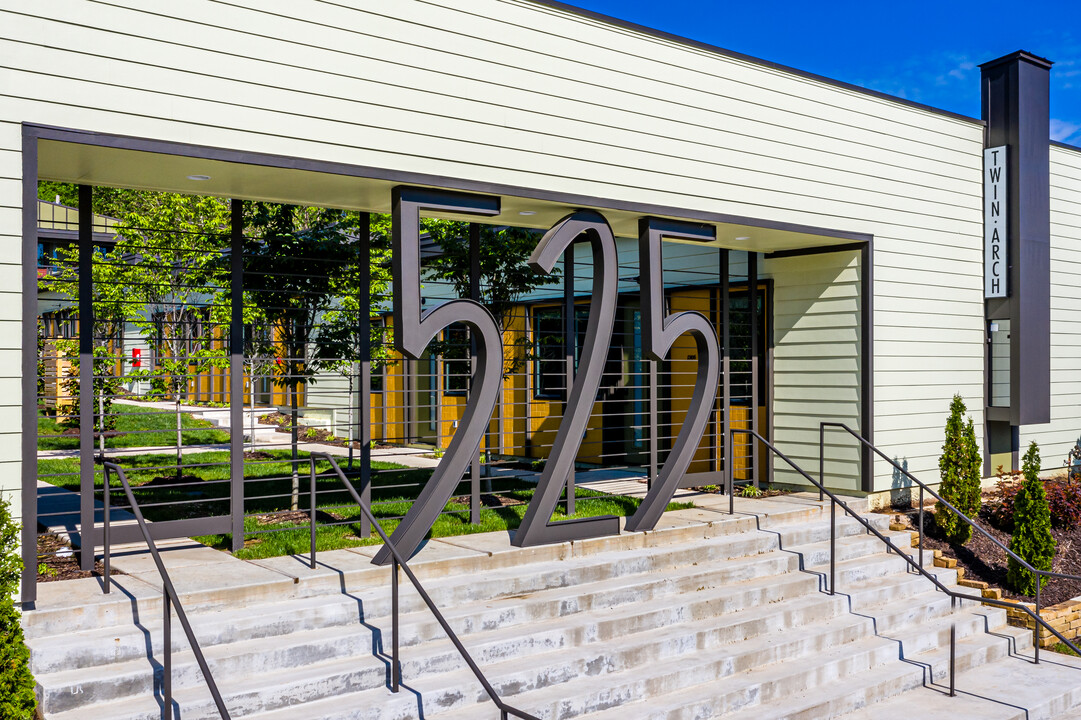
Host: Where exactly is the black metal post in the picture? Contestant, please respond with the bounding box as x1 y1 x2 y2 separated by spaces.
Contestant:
469 223 482 525
563 245 575 515
748 252 759 489
727 427 734 515
310 460 317 570
950 595 956 697
21 128 40 605
78 184 95 571
392 557 401 692
230 200 245 552
919 485 925 569
720 249 731 504
103 471 111 594
818 423 825 502
358 213 372 538
164 590 173 720
1036 579 1041 664
830 499 836 595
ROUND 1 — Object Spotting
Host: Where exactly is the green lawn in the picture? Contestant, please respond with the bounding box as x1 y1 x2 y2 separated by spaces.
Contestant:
38 403 230 450
37 450 694 560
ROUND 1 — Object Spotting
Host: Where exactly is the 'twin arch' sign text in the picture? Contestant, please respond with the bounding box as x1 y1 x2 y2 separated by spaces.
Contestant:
985 146 1008 298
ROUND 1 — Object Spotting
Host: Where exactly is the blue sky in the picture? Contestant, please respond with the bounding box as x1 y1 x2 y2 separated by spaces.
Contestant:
565 0 1081 146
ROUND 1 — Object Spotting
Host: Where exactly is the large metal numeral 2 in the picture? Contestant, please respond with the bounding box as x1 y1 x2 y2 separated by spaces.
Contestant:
512 211 623 547
624 217 720 532
371 187 502 565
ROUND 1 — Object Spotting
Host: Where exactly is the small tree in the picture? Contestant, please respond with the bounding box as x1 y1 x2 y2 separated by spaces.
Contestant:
934 395 982 544
0 494 37 719
243 203 366 510
1007 441 1056 596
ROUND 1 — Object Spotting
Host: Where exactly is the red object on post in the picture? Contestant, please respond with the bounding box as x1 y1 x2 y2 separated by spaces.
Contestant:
131 348 141 367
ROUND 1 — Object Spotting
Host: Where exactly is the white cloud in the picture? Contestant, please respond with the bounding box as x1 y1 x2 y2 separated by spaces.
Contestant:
1051 119 1081 145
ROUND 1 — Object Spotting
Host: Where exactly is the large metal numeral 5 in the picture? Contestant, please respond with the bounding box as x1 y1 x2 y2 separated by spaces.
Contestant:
512 211 622 547
371 187 502 565
624 217 720 532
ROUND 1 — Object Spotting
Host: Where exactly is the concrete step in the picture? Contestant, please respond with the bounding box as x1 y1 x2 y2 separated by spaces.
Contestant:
36 495 1054 720
835 647 1081 720
23 504 875 639
237 601 1013 720
42 540 947 719
36 527 902 712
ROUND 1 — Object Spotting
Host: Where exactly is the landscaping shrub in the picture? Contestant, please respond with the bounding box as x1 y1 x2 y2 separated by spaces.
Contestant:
0 494 37 719
1007 442 1057 596
934 395 982 544
990 476 1081 531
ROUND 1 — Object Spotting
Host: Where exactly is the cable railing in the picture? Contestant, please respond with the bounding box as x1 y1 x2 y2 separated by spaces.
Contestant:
726 426 1081 698
821 421 1081 665
306 451 539 720
100 461 231 720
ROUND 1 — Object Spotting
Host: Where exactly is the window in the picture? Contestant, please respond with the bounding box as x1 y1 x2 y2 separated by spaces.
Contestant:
443 323 470 395
532 306 588 399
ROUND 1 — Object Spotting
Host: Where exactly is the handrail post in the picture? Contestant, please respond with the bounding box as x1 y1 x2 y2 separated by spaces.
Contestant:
164 589 173 720
103 464 111 595
918 485 924 570
830 498 836 596
949 598 956 697
818 423 825 502
309 458 317 570
727 428 734 515
391 556 400 692
1035 579 1041 664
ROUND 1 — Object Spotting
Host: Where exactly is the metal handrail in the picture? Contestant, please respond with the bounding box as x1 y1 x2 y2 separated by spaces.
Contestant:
821 421 1081 665
726 427 1081 697
101 461 231 720
307 452 539 720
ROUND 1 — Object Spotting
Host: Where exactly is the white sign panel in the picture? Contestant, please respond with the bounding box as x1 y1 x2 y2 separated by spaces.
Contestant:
984 145 1008 298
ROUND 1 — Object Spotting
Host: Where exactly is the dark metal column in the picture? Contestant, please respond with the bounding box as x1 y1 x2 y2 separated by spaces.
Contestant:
469 223 481 525
358 213 372 538
562 245 575 515
720 250 731 492
21 129 40 604
748 252 759 489
78 184 95 571
860 241 875 492
229 200 245 552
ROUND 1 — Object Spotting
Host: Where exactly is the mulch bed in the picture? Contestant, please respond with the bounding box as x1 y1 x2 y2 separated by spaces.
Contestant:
259 412 395 450
37 532 119 583
888 483 1081 607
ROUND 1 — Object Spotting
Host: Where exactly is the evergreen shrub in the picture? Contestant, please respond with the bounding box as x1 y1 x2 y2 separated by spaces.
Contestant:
934 395 982 544
0 494 37 719
1006 442 1057 596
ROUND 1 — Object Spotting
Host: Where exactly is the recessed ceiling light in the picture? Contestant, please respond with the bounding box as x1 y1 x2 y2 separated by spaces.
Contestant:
518 210 537 216
187 174 211 181
735 236 751 241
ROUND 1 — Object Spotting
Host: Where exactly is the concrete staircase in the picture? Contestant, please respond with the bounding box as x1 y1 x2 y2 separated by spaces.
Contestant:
23 496 1081 720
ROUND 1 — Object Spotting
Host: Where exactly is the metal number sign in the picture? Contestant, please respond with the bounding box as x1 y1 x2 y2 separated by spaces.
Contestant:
371 187 502 565
624 217 719 532
512 211 622 547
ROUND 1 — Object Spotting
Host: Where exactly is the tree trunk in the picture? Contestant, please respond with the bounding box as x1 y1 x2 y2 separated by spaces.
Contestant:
175 396 183 481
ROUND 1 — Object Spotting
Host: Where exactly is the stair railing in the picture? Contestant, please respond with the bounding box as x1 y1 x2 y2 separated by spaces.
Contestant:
307 451 539 720
821 421 1081 665
727 427 1081 698
100 461 231 720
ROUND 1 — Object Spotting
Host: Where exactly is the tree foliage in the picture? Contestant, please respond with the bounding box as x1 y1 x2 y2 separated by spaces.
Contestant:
1007 442 1057 596
0 494 37 720
424 222 557 375
934 395 982 544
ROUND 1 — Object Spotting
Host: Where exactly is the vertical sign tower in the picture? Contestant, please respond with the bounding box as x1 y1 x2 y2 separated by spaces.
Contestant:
980 51 1052 471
